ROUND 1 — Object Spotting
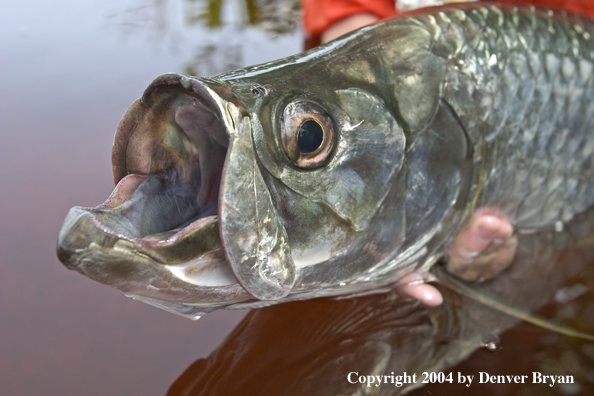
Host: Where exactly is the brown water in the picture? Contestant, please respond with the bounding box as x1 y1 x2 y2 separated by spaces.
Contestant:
1 1 593 395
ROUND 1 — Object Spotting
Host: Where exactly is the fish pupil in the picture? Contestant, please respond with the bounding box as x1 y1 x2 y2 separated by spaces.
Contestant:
297 120 324 154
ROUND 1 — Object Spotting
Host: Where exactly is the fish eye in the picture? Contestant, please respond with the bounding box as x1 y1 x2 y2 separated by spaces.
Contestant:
298 120 324 154
280 101 335 169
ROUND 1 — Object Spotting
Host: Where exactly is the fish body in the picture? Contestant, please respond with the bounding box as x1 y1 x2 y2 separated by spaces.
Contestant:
57 3 594 318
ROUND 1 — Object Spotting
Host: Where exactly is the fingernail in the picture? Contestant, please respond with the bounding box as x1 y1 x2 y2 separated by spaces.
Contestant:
476 216 501 241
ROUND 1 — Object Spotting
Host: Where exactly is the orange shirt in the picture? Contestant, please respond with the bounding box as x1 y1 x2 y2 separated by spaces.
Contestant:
302 0 594 38
302 0 397 37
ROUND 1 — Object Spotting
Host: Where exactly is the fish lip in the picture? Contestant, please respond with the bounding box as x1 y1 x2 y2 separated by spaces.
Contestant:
57 73 259 308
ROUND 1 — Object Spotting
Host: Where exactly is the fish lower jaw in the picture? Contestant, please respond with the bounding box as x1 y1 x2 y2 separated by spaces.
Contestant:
57 206 251 313
55 171 241 296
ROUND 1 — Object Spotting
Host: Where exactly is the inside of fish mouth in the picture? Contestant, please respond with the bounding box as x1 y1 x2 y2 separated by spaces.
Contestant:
97 90 230 242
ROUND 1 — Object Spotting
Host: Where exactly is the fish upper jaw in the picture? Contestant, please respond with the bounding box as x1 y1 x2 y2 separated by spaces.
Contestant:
57 73 296 316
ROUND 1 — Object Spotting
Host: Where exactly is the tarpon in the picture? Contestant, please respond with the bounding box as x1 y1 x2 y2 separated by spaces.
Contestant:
57 3 594 319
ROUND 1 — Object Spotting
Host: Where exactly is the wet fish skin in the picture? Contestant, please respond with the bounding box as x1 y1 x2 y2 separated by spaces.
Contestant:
430 5 594 228
57 3 594 317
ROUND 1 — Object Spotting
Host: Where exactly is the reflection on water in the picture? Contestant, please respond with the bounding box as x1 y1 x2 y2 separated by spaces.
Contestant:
3 0 594 395
183 0 301 34
108 0 301 75
166 211 594 395
183 43 243 77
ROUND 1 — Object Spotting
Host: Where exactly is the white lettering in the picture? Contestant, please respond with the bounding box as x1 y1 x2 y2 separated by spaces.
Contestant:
347 372 358 384
345 372 422 388
531 373 575 386
548 375 557 387
457 372 474 387
558 375 574 384
479 372 490 383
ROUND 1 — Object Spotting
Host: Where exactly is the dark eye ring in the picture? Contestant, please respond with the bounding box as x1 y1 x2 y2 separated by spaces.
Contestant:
280 102 335 169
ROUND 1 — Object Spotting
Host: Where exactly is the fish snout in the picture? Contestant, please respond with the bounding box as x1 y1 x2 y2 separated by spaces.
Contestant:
57 73 296 313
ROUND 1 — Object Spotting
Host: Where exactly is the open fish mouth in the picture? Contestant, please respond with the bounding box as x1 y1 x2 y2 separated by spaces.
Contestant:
57 74 267 318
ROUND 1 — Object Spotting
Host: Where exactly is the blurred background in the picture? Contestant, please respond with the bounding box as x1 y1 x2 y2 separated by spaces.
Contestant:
0 1 301 395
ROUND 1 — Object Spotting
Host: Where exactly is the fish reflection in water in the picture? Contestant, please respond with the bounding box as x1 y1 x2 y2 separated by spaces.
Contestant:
168 208 594 395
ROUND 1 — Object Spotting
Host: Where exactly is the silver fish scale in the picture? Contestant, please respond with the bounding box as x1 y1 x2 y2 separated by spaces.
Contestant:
416 5 594 229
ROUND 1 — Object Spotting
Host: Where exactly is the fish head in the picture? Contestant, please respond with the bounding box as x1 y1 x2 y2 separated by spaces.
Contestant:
57 25 467 318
